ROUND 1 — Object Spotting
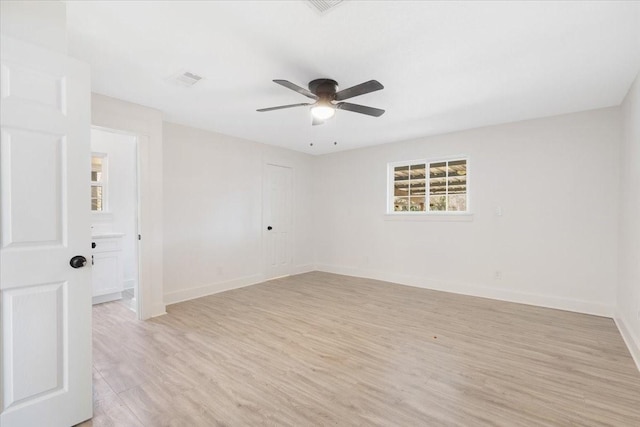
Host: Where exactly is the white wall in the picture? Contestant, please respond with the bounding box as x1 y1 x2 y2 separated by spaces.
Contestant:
314 108 621 316
91 129 138 289
162 122 315 304
616 72 640 368
91 93 165 318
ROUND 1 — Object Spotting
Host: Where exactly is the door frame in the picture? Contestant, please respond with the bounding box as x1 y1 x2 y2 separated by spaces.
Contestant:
91 121 156 319
90 125 143 319
91 93 165 319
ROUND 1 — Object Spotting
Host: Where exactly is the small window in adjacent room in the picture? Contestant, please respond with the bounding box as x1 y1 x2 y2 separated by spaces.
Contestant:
91 153 107 212
390 157 468 213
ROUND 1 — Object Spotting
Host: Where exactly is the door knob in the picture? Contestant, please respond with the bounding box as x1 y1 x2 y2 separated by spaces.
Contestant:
69 255 87 269
267 226 273 231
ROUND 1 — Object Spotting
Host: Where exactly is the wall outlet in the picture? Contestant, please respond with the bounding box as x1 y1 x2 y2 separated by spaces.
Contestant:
494 270 502 279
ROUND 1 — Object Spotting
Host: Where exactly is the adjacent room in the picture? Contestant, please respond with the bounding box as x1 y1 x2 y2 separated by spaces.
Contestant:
1 1 639 426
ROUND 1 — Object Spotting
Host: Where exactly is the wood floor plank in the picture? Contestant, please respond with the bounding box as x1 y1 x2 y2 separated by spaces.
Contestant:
83 272 640 426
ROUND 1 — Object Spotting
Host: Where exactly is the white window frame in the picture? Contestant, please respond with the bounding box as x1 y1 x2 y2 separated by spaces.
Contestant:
386 155 471 216
91 152 108 213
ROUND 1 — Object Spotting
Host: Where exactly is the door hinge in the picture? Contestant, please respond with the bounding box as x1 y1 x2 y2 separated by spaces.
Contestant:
138 234 142 240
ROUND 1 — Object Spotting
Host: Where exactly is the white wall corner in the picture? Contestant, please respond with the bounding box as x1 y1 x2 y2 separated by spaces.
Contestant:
614 314 640 373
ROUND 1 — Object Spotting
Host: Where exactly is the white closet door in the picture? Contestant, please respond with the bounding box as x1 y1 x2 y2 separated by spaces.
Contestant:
263 164 293 280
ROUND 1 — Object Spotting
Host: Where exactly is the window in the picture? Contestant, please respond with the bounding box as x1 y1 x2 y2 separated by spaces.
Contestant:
390 157 468 213
91 153 107 211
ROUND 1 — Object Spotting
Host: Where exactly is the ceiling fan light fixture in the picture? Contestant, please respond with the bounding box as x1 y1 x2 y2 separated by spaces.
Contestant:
311 103 335 120
258 78 385 124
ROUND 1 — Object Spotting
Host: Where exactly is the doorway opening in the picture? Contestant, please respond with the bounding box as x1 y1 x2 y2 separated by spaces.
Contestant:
90 126 141 316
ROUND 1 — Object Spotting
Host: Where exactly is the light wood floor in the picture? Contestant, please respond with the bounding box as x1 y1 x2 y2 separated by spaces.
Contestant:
79 272 640 426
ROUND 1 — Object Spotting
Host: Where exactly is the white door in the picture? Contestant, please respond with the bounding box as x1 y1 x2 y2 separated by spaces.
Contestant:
0 37 92 426
263 164 293 280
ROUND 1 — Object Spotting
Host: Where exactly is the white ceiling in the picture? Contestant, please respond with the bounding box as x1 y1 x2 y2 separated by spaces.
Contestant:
66 1 640 155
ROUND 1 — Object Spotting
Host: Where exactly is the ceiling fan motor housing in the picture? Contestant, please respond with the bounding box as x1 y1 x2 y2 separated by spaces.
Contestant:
308 79 339 99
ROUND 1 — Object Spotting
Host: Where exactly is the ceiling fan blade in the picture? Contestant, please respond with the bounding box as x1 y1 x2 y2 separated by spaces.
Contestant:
312 116 325 126
257 103 312 112
336 102 385 117
334 80 384 101
273 80 319 100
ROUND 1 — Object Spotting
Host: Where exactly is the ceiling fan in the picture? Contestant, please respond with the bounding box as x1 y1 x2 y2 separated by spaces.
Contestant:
257 78 385 125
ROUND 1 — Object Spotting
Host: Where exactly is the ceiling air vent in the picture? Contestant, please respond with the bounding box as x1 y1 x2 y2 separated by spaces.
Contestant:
305 0 344 14
168 71 203 88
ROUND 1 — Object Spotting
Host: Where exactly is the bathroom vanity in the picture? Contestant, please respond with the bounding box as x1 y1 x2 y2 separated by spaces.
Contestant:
91 232 125 304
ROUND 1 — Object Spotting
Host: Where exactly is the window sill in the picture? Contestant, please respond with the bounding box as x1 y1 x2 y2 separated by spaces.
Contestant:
383 213 474 222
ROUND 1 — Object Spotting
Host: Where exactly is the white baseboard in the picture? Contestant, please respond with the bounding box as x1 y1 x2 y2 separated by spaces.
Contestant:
164 264 316 306
164 273 263 306
614 314 640 372
149 302 167 318
123 279 137 290
290 263 316 275
315 264 614 318
92 292 122 305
